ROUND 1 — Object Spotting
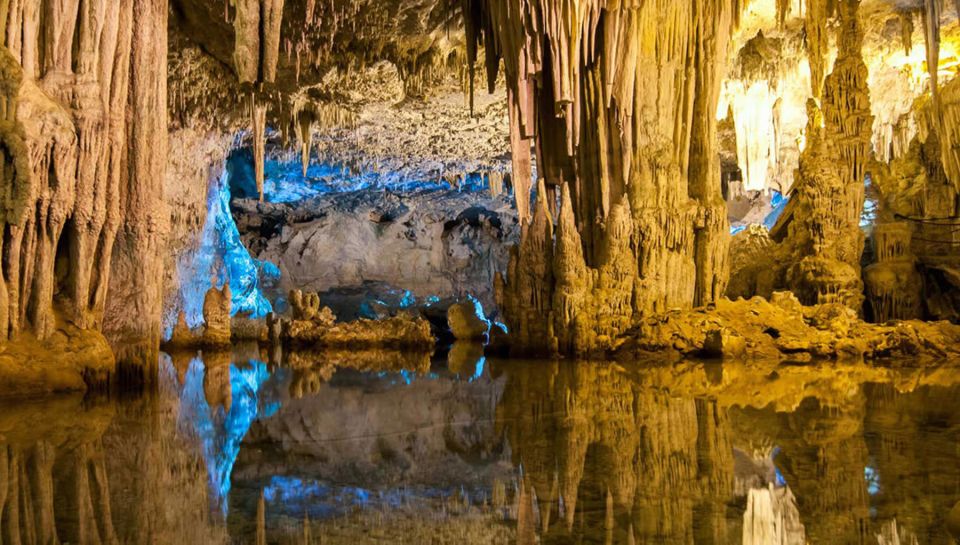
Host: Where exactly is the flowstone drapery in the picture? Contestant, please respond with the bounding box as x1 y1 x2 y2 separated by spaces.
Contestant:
0 0 168 377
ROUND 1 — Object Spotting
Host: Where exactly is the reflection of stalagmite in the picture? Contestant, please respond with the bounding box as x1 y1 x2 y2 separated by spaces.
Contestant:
203 351 233 413
256 489 267 545
497 359 735 544
516 476 537 545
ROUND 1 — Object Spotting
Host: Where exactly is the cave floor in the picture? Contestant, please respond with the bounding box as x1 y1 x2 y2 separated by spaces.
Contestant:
0 350 958 544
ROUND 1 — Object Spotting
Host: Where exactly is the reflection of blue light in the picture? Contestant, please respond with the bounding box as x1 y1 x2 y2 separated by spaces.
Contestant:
166 354 284 515
494 321 508 334
730 225 747 235
865 465 880 495
469 357 486 382
171 169 278 334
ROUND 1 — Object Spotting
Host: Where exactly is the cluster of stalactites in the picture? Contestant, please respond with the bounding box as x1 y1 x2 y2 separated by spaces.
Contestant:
0 0 167 350
864 223 923 321
474 0 741 353
915 0 960 193
464 0 742 216
233 0 286 84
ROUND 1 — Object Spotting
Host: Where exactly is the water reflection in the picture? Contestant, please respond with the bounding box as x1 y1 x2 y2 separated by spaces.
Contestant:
0 354 958 543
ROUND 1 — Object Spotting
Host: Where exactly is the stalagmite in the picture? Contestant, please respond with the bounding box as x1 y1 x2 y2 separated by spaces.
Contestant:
771 0 873 311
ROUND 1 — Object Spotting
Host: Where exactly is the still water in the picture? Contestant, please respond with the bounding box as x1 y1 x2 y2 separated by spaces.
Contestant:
0 345 958 544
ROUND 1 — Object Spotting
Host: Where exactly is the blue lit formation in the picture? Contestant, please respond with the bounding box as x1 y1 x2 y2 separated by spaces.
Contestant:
861 175 878 229
729 190 790 235
259 158 496 204
175 169 279 331
763 190 789 230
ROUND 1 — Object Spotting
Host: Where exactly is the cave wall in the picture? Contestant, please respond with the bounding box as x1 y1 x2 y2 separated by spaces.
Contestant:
0 0 168 378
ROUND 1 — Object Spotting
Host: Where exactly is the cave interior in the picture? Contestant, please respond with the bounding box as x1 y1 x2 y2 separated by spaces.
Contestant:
1 0 960 542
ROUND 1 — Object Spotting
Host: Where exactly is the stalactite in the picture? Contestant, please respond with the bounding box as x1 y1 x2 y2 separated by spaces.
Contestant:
261 0 285 83
251 95 268 202
900 11 914 56
233 0 261 84
804 0 830 100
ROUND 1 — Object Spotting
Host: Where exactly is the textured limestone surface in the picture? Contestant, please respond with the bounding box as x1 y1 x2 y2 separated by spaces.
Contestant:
234 187 518 310
618 292 960 363
282 289 435 349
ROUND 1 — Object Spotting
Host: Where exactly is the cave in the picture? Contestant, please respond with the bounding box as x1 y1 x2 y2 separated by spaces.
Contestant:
1 0 960 542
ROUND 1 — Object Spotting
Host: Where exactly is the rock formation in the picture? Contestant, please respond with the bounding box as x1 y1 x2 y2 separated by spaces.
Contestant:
618 291 960 363
283 289 435 349
466 0 740 355
0 0 167 389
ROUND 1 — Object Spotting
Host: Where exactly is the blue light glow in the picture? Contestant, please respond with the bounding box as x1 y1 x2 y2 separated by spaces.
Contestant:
861 176 877 229
763 190 789 230
174 169 279 332
252 157 502 204
468 295 492 336
865 465 880 495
